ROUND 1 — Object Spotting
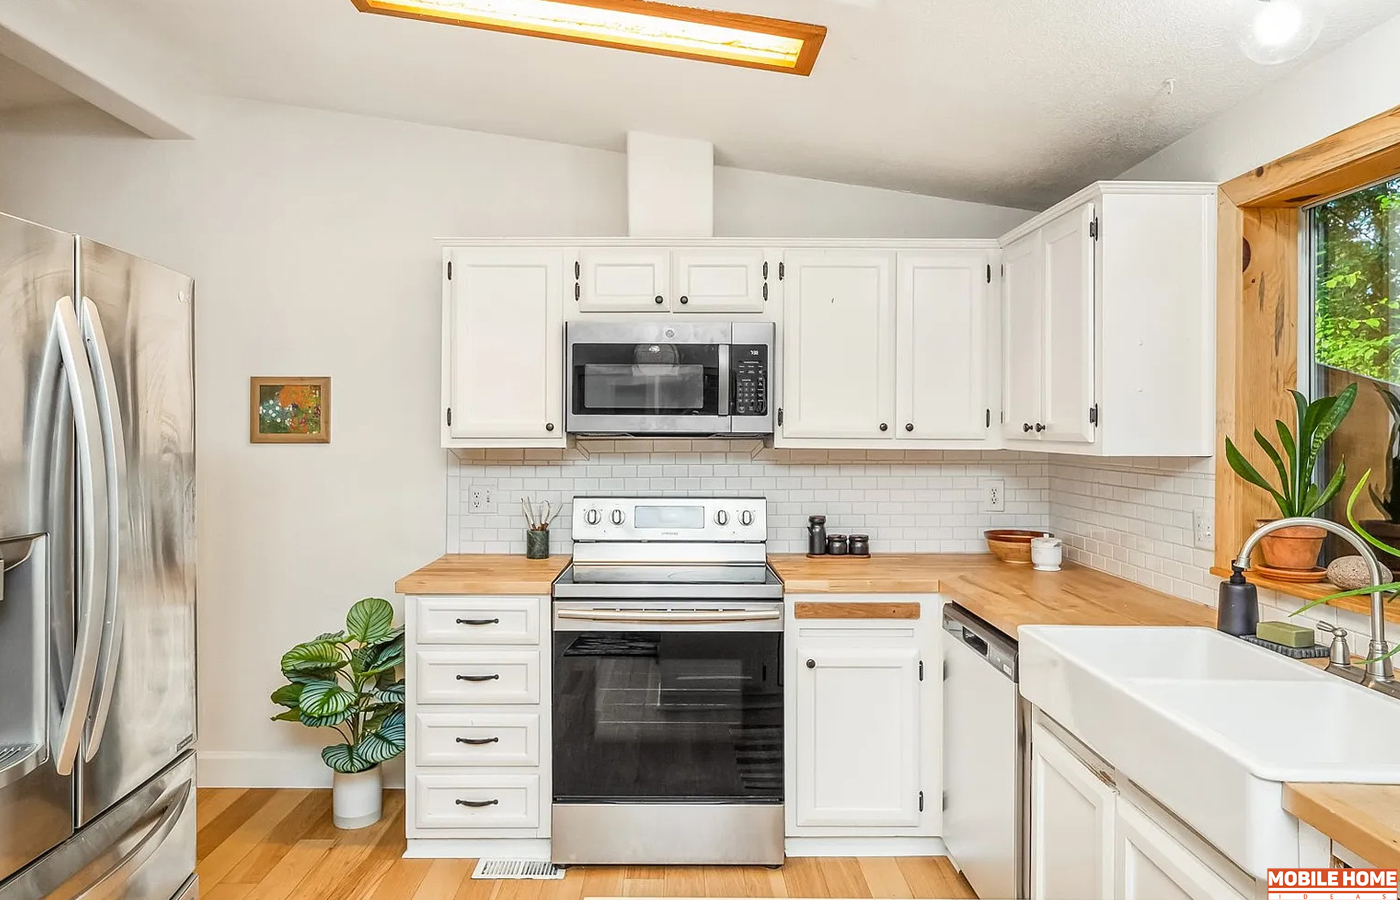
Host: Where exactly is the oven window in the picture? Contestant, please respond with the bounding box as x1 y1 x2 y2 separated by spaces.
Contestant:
571 343 720 416
553 631 783 803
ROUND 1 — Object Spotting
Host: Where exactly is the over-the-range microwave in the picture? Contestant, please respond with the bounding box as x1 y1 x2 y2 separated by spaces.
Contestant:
565 320 775 436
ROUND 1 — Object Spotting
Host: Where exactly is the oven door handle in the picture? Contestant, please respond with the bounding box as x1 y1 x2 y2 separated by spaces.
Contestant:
556 608 781 624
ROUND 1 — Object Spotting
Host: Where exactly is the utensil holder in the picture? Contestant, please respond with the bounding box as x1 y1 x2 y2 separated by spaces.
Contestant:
525 529 550 559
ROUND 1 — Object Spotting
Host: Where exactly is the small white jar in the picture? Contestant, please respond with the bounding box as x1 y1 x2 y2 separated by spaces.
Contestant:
1031 535 1063 572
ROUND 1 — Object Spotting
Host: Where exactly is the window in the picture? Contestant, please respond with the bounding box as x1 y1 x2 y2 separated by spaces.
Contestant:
1309 176 1400 562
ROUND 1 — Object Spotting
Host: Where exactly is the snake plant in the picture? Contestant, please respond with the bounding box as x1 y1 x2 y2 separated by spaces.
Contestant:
270 597 406 774
1224 383 1358 519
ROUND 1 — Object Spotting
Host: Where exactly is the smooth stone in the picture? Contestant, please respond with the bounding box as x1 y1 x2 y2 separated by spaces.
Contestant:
1327 555 1395 591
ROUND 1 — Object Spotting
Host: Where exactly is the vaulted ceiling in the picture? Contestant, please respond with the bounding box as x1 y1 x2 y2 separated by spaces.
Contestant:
3 0 1398 208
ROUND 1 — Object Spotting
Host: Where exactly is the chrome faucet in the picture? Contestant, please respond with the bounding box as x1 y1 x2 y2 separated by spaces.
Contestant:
1232 516 1398 696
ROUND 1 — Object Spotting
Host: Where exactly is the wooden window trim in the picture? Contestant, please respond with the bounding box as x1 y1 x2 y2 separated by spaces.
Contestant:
1215 102 1400 617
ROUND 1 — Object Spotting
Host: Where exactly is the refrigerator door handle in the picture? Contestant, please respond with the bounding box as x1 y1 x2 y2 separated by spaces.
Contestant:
50 298 111 777
79 298 127 760
56 776 192 900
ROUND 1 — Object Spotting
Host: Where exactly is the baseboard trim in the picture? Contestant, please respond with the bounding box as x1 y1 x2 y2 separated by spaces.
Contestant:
784 836 948 857
405 838 552 859
197 751 406 788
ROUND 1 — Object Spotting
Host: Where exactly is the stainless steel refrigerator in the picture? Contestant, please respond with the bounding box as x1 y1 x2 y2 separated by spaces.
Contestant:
0 211 197 900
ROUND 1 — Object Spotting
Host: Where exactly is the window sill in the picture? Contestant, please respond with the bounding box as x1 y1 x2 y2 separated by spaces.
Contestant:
1208 567 1400 625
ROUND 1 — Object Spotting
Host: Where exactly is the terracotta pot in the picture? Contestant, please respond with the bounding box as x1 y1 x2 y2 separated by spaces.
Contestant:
1253 519 1325 570
1361 519 1400 572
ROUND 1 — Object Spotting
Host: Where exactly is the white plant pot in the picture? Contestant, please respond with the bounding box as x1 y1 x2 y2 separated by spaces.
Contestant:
332 766 382 830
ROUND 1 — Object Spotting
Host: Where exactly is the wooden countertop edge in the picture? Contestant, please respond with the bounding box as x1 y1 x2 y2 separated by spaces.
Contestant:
1283 782 1400 869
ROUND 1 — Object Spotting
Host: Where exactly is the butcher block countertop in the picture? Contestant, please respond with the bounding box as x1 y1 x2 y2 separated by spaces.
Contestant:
768 553 1214 636
394 554 568 595
1283 783 1400 870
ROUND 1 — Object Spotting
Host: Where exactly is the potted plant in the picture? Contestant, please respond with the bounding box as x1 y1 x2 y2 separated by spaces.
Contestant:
1224 383 1358 574
271 597 405 829
1365 383 1400 570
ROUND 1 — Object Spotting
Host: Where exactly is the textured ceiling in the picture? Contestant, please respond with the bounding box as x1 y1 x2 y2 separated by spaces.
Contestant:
18 0 1400 208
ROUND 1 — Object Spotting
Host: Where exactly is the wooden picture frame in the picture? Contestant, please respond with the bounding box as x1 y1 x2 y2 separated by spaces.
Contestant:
250 377 331 444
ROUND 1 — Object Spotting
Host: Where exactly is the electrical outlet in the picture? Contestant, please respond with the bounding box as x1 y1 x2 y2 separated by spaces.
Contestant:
1193 508 1214 550
984 480 1005 513
468 484 493 514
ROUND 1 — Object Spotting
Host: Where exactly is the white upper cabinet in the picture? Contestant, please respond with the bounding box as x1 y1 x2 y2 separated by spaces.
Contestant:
780 250 896 440
576 247 671 312
896 252 989 440
998 182 1215 456
671 248 769 313
442 248 565 448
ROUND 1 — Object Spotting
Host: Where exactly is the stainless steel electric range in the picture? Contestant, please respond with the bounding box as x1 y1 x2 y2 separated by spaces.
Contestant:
550 496 784 866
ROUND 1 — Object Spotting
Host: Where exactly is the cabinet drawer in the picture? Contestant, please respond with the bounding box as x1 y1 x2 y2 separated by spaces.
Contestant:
416 598 541 645
415 712 539 766
416 649 540 704
415 772 540 830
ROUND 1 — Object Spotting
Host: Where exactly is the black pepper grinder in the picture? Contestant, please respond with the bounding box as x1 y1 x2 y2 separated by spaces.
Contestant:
808 515 828 556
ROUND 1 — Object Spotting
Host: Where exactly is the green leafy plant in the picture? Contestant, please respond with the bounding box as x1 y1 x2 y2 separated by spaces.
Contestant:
1370 383 1400 523
270 597 406 774
1224 384 1358 519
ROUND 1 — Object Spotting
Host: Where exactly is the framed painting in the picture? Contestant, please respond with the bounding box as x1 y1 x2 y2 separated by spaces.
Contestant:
250 377 330 444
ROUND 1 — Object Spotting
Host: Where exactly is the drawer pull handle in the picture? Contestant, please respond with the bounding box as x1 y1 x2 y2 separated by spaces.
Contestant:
455 674 501 682
455 736 500 745
456 617 500 626
455 798 500 808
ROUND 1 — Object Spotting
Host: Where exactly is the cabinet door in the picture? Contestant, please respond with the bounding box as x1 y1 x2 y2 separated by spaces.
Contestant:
794 644 920 827
445 249 564 442
896 251 989 440
577 248 671 312
781 251 895 440
671 248 767 313
1041 202 1096 443
1030 722 1115 900
1115 798 1248 900
1002 232 1042 439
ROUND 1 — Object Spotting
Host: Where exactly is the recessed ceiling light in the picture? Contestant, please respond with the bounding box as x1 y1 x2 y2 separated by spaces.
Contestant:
350 0 827 75
1241 0 1322 65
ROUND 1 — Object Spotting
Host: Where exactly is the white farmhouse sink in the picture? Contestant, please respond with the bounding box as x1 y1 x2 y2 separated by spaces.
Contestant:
1020 626 1400 879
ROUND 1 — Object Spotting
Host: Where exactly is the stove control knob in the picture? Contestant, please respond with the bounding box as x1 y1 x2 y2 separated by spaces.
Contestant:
611 509 625 525
715 510 729 526
584 508 600 526
740 510 754 527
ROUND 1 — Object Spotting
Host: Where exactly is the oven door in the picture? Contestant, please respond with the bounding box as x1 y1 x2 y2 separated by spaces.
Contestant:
551 601 783 805
566 323 730 435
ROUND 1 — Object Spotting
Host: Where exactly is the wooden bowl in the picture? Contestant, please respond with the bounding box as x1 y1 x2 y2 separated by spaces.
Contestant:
984 529 1046 565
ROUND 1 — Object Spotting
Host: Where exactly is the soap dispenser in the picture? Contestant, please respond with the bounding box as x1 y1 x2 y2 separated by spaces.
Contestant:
1217 566 1259 636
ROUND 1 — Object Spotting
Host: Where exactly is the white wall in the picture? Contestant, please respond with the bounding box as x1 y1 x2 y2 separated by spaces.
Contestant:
1121 11 1400 182
0 97 1032 787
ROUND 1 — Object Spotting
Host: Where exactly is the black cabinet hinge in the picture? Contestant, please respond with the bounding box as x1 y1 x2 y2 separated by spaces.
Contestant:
446 260 452 280
574 282 580 301
574 260 580 279
943 660 949 681
986 264 992 283
942 790 948 811
985 408 991 428
778 261 785 280
777 408 784 427
762 261 768 279
1090 404 1099 426
762 283 768 302
918 791 925 812
446 408 452 426
1089 218 1099 240
918 660 924 681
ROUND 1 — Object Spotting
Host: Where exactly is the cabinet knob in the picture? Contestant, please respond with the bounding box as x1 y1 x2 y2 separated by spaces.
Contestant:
1035 423 1046 433
879 423 889 432
1023 423 1033 433
545 423 555 432
654 295 664 305
806 659 815 669
679 295 689 304
905 423 914 432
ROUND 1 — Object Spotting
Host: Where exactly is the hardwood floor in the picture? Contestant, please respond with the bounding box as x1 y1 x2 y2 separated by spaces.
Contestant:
196 790 977 900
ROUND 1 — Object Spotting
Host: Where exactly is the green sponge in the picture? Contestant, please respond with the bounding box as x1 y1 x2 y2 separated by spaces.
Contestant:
1256 620 1315 649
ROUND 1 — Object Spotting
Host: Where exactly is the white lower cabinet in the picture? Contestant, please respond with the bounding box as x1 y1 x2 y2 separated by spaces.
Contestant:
786 595 940 838
1031 714 1253 900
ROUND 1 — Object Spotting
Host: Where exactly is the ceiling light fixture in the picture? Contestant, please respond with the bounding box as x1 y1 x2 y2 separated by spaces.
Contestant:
1241 0 1322 65
350 0 827 75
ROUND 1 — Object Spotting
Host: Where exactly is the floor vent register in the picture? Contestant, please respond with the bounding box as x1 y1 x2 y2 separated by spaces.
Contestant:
471 859 567 880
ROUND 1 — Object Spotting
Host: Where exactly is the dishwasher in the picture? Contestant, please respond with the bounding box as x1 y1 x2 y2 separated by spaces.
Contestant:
942 602 1026 900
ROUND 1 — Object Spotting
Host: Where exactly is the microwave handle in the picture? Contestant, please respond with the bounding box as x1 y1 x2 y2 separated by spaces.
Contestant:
718 344 731 417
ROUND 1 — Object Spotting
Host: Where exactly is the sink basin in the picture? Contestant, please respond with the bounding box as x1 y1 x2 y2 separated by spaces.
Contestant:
1020 626 1400 879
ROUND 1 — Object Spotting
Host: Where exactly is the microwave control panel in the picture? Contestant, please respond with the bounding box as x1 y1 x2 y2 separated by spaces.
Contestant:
731 345 769 417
